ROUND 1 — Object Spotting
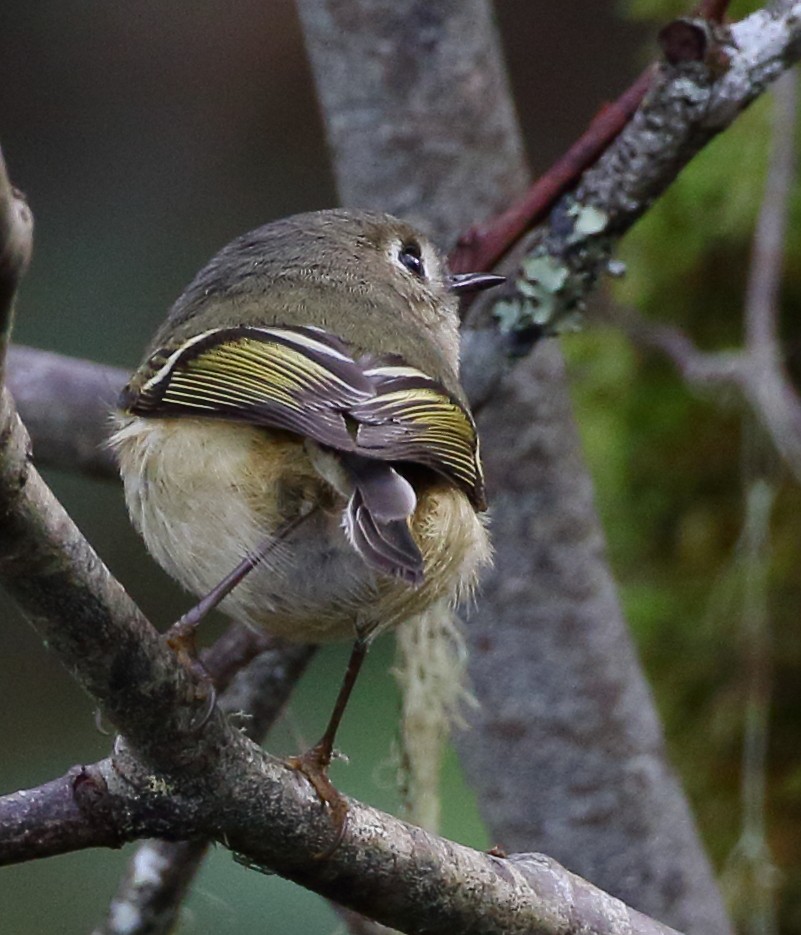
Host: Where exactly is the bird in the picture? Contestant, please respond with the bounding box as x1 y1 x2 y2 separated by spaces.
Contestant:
110 208 502 816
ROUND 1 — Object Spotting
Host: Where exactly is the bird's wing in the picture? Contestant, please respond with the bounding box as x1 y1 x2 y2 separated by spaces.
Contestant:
120 326 485 583
120 325 372 451
351 362 486 510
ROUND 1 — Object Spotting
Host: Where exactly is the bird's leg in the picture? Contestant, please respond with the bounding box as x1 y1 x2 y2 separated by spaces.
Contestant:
163 538 280 721
166 545 266 667
165 513 313 675
291 637 368 772
286 637 369 851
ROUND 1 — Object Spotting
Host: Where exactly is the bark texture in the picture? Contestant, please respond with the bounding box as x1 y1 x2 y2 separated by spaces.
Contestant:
296 0 528 248
296 2 733 931
464 343 727 932
6 345 123 476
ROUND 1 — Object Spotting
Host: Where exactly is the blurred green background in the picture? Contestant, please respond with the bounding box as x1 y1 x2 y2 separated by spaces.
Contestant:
2 1 800 932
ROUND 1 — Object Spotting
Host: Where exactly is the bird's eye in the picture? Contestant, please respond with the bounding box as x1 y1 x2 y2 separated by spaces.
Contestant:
398 242 425 279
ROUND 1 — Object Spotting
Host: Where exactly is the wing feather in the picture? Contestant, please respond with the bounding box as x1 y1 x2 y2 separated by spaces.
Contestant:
123 326 373 451
121 325 485 509
351 365 485 509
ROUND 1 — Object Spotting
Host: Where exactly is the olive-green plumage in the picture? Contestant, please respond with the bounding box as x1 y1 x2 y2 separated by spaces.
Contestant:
144 209 464 401
111 209 501 643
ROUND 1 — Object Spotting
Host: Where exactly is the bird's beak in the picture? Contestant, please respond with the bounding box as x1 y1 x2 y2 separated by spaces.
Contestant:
448 272 506 294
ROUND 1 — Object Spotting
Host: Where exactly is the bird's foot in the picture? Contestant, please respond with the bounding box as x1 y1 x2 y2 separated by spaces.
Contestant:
286 741 349 858
164 616 217 728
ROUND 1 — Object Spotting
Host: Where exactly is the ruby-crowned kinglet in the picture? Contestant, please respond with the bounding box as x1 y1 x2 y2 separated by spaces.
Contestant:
110 209 502 794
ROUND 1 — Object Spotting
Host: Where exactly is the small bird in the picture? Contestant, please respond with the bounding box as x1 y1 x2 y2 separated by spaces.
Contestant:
111 208 502 807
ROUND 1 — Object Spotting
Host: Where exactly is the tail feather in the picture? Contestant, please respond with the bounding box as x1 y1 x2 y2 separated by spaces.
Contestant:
340 457 424 585
347 496 424 585
343 455 417 521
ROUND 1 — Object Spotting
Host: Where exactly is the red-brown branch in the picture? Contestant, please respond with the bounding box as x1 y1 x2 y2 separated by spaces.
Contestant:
449 67 653 274
448 0 733 276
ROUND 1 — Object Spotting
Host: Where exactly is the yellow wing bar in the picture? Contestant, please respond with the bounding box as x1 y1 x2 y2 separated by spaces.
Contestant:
121 325 485 509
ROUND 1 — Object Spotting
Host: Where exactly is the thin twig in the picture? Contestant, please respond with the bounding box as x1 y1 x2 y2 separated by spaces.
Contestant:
745 71 796 353
696 0 733 22
619 71 801 481
739 71 801 478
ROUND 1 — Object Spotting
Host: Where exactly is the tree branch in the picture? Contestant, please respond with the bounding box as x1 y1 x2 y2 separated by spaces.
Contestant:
0 55 685 935
4 2 799 932
6 345 124 476
0 767 128 863
293 1 801 930
450 11 799 932
93 635 316 935
295 0 529 249
480 1 801 355
696 0 733 23
0 383 227 768
0 759 684 935
450 67 654 276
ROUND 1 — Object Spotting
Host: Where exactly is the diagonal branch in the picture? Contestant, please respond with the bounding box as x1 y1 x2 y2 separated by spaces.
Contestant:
696 0 733 22
93 635 316 935
0 757 684 935
449 68 654 276
6 345 124 476
453 4 801 424
3 2 800 932
10 4 799 474
0 382 226 768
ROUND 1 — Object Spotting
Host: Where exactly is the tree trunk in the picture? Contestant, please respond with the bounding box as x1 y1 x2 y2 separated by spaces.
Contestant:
297 2 731 931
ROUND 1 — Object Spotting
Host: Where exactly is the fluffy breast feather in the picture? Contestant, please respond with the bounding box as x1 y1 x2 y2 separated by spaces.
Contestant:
110 415 490 642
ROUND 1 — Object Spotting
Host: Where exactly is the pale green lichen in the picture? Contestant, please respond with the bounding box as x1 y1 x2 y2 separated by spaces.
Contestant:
493 299 526 332
144 775 173 796
521 254 569 292
496 252 583 336
571 204 608 238
494 198 618 338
